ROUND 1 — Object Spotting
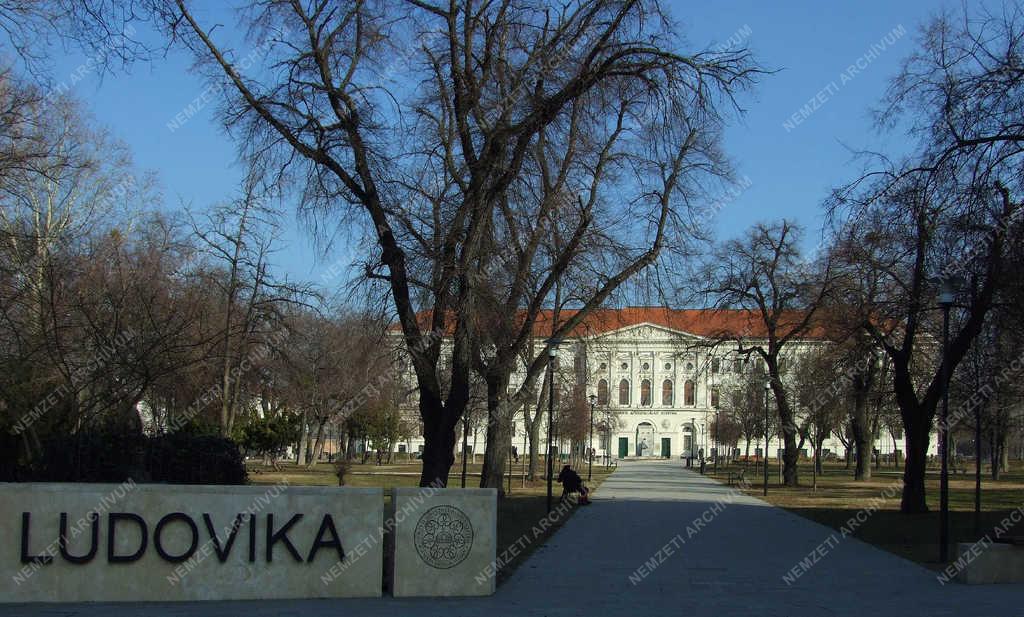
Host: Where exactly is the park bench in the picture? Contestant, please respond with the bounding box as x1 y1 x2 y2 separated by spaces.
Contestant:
727 469 746 487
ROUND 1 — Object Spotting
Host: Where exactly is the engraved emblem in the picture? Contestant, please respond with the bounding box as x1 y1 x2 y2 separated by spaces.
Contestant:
414 505 474 569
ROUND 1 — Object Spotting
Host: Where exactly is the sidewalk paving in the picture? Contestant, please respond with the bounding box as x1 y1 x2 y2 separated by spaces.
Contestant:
4 460 1022 616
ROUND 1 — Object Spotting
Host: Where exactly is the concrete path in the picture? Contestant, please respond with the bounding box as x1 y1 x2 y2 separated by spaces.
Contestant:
4 460 1023 616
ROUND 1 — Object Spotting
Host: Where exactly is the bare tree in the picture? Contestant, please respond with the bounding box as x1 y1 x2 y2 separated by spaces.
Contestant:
0 0 148 81
190 184 310 437
152 0 759 488
721 370 765 462
830 5 1024 512
790 345 850 487
700 220 832 486
277 309 390 467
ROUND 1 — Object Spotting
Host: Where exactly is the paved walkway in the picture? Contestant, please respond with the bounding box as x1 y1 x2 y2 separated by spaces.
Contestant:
4 460 1023 616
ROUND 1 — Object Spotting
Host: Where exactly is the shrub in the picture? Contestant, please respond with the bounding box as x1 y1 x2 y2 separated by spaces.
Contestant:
334 459 351 486
10 429 247 485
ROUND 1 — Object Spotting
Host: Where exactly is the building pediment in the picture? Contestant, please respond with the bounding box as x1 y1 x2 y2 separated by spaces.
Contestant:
591 322 705 344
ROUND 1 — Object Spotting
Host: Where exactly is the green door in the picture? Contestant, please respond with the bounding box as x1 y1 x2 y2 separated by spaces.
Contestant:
618 437 629 459
661 438 671 459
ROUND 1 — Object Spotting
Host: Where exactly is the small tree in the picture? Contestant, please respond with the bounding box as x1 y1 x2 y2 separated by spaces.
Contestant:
238 411 301 471
701 220 833 486
830 4 1024 513
721 372 766 462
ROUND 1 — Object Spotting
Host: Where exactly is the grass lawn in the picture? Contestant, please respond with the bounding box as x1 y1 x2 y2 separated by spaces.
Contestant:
247 457 616 583
702 460 1024 569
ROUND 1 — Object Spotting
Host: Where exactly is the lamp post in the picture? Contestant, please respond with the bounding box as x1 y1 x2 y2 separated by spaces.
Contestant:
699 422 706 473
545 338 561 514
588 394 597 481
975 387 982 538
714 405 720 474
938 277 955 563
605 421 612 468
702 407 708 462
764 379 771 496
461 414 469 488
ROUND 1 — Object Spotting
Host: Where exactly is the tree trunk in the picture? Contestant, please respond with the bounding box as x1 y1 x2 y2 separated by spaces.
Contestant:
418 390 459 487
481 382 513 495
991 426 1005 480
775 392 799 486
812 440 818 491
782 431 798 485
296 411 308 466
851 369 873 481
527 404 541 480
526 375 551 481
901 416 931 513
307 419 326 468
852 428 871 481
420 424 456 486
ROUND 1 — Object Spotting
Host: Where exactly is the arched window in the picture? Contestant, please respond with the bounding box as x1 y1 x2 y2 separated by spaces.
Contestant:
711 358 720 373
618 379 630 406
684 380 695 406
710 386 720 409
662 380 673 406
597 379 609 406
640 379 652 406
779 357 788 373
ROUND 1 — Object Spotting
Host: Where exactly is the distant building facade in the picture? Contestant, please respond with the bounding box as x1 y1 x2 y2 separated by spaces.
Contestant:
390 308 932 462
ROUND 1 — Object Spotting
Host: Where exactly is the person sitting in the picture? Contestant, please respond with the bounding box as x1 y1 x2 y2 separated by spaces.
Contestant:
556 464 591 505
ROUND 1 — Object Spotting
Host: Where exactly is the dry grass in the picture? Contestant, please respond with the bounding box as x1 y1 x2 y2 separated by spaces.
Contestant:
247 457 616 582
704 461 1024 568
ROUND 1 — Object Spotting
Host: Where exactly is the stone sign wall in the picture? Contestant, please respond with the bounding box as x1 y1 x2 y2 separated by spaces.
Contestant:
1 482 384 602
391 487 497 597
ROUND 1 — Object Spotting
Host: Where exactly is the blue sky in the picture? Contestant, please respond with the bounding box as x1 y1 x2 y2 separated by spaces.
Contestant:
47 1 951 288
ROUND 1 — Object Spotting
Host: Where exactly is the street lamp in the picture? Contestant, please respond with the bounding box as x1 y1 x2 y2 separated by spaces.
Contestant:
545 338 561 514
764 379 771 496
588 394 597 481
938 276 956 563
714 404 721 474
700 422 706 460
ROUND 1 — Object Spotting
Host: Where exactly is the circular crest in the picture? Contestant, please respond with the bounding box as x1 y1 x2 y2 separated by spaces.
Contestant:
414 505 474 569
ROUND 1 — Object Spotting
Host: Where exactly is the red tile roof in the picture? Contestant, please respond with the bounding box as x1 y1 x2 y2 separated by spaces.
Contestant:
390 307 833 340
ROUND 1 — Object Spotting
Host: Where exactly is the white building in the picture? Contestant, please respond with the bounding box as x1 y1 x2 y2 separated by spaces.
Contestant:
393 307 930 462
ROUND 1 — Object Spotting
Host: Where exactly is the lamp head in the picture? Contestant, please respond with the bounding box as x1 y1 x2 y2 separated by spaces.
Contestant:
589 394 597 405
934 274 961 307
544 337 562 358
